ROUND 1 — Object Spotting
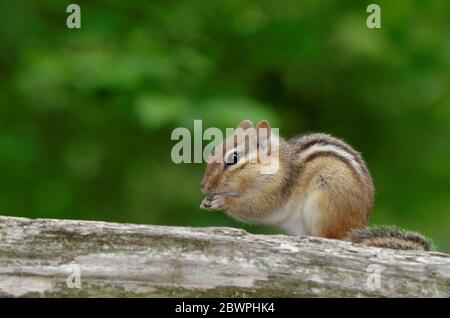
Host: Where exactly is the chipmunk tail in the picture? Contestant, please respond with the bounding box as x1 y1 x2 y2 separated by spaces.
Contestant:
347 225 434 251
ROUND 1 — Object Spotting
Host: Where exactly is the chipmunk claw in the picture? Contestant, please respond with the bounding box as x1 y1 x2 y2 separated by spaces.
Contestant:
200 195 225 211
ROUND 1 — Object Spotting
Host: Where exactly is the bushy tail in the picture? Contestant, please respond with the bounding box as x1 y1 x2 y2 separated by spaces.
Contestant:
347 225 434 251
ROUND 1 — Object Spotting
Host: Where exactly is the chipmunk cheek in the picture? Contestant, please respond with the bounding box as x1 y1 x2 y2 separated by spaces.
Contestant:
224 179 238 191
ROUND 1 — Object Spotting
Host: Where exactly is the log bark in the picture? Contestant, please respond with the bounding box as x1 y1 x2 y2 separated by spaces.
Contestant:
0 215 448 297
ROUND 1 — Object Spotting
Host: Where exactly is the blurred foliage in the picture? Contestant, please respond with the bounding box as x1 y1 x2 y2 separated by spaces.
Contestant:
0 0 449 251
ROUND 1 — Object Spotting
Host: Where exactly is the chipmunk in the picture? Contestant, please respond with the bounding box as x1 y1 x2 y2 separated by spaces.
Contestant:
200 119 433 251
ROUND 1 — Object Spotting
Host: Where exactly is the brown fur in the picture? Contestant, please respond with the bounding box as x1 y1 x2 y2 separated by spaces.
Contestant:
298 156 372 238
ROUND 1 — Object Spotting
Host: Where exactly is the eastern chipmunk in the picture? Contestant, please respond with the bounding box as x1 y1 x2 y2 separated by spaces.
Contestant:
200 119 433 251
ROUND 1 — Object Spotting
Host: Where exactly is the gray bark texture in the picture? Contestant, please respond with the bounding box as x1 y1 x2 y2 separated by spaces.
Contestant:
0 215 449 297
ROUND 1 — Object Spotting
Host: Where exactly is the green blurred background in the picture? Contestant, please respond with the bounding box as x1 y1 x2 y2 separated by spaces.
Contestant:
0 1 449 251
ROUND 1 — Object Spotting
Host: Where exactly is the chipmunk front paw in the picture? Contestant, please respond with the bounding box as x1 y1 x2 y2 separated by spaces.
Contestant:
200 195 225 211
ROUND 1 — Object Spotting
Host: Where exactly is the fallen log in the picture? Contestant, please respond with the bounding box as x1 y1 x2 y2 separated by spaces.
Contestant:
0 216 448 297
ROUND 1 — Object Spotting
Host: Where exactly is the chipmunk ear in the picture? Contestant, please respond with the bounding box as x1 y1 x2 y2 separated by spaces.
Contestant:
255 120 271 150
237 119 253 130
255 120 270 132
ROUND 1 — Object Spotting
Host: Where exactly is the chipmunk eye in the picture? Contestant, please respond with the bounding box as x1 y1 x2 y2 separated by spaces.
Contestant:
225 152 239 166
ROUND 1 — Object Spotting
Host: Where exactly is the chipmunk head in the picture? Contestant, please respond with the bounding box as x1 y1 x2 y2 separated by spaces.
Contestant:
200 119 283 219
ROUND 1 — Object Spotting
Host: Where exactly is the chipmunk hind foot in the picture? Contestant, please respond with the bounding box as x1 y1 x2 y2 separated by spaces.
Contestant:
347 225 434 251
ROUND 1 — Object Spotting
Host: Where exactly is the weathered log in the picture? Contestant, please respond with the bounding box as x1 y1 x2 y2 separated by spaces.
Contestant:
0 215 448 297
